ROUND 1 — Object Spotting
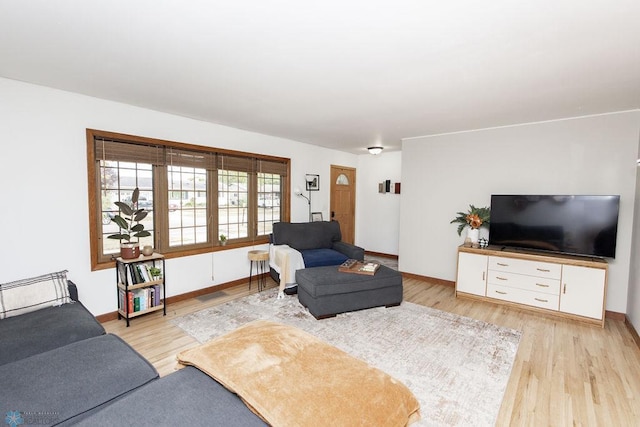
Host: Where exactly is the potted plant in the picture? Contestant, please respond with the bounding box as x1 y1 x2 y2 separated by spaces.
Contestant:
450 205 490 246
219 234 227 246
148 266 162 280
108 188 151 259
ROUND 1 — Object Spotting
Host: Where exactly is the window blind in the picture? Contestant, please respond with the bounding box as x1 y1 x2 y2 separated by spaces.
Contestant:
95 137 287 174
94 139 165 165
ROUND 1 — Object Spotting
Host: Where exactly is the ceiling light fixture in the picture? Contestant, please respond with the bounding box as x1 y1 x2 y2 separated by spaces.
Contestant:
368 146 384 155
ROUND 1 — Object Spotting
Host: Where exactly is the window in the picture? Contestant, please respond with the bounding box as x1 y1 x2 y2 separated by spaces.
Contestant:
218 169 248 239
87 129 290 270
168 164 208 246
257 172 281 235
100 160 155 256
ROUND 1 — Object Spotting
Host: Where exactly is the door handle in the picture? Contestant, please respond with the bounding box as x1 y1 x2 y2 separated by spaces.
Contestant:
331 211 335 218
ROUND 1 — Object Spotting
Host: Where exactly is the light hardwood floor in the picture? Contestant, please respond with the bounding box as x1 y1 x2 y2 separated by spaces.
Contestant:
103 275 640 425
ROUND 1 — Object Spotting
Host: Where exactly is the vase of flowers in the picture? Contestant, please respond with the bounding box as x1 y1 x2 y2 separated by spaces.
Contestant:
451 205 490 247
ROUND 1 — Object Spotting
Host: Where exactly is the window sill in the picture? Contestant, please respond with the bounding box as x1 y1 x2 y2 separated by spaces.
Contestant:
92 236 270 271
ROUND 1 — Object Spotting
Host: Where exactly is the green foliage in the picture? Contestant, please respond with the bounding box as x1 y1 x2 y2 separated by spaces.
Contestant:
219 234 227 242
148 266 162 278
107 188 152 242
450 204 491 236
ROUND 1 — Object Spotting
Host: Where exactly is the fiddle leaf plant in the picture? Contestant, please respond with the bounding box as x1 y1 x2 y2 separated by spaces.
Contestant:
107 188 151 243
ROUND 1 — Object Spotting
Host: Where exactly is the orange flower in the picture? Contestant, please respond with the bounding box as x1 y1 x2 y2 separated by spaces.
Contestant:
466 213 482 229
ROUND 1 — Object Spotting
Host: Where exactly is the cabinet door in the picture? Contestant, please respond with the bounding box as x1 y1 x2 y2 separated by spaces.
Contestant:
559 265 606 320
456 252 488 296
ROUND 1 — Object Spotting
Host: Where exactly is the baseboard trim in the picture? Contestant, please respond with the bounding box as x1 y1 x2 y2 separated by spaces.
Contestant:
365 250 398 260
95 311 119 323
95 273 268 324
401 271 455 287
605 310 626 322
625 316 640 349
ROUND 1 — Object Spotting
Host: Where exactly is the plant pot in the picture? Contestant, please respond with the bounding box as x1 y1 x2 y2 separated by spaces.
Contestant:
120 243 140 260
467 228 480 245
220 241 227 246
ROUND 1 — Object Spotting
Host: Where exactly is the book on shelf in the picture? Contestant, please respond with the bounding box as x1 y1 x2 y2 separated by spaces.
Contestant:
154 284 161 306
118 289 125 312
128 291 133 312
137 264 151 282
117 262 128 285
128 264 141 284
125 262 162 285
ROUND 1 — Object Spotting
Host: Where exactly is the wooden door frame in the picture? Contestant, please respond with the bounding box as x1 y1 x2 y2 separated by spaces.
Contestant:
330 165 356 243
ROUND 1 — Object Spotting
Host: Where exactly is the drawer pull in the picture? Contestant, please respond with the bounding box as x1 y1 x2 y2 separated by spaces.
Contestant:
535 283 549 288
482 271 485 281
494 290 507 295
534 298 548 303
536 268 551 272
496 276 508 281
497 263 509 267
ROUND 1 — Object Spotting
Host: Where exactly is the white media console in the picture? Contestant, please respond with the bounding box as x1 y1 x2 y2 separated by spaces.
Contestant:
455 245 608 327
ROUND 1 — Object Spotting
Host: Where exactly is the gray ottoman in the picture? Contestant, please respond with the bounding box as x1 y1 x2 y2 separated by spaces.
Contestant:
296 265 402 319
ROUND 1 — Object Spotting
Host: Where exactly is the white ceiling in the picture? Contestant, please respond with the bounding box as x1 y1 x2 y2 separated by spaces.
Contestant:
1 1 638 154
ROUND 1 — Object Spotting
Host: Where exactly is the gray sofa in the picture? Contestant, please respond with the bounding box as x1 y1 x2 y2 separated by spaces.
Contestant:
270 221 365 287
0 276 266 426
0 282 106 366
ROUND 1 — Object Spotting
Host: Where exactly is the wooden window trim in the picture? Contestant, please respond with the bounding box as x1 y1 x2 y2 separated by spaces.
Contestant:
87 129 290 271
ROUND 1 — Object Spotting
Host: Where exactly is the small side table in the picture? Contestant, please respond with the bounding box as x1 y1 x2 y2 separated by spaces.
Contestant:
248 250 269 292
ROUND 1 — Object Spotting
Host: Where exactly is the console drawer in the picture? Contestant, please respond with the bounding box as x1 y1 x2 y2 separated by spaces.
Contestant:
487 284 560 311
487 271 560 295
488 256 561 279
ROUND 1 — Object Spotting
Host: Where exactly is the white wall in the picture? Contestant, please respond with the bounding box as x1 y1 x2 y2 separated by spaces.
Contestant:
355 151 402 255
627 136 640 331
399 111 640 313
0 77 357 316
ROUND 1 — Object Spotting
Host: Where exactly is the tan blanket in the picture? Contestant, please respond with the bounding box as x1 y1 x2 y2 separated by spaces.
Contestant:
270 244 305 296
177 320 420 427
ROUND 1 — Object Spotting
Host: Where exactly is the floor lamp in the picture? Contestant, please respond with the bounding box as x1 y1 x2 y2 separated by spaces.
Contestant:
294 187 312 222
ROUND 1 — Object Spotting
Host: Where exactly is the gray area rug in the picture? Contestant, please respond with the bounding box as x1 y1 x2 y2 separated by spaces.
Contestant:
171 288 521 426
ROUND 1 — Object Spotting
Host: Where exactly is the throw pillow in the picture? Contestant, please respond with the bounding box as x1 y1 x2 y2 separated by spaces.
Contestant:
0 270 72 319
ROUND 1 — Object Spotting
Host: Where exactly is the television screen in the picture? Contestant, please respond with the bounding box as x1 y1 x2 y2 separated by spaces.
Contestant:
489 195 620 258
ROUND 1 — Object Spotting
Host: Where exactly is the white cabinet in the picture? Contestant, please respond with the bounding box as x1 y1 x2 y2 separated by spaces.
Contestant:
456 252 488 296
455 246 608 327
486 256 561 311
559 265 606 320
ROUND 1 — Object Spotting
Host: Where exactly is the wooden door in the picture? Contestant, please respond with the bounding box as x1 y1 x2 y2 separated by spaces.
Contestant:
330 165 356 244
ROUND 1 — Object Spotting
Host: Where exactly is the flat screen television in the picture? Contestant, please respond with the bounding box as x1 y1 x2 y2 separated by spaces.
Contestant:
488 195 620 259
